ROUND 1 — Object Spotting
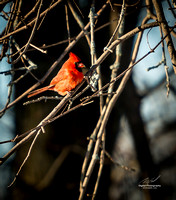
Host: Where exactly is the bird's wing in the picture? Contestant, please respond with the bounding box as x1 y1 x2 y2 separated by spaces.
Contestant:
49 69 66 86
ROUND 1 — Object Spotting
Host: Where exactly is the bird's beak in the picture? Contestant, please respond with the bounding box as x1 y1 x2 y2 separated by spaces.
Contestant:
75 62 88 75
81 64 89 75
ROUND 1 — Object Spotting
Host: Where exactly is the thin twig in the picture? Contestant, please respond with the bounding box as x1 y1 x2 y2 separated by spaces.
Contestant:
104 149 135 172
87 136 135 172
107 3 125 99
0 0 111 117
0 80 87 166
37 0 55 30
26 20 118 52
14 0 41 30
104 0 125 51
79 11 160 200
0 21 162 169
11 0 43 64
23 96 62 105
68 0 90 46
0 0 63 43
0 1 18 60
89 6 99 92
165 65 170 97
146 60 164 71
8 38 39 85
92 2 126 198
152 0 176 74
0 28 168 169
91 133 105 200
0 92 72 168
159 22 170 97
8 129 41 187
40 22 161 129
65 4 71 44
29 43 47 54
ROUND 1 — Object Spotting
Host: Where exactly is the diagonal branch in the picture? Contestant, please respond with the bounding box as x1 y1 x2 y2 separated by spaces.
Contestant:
0 21 162 166
0 0 111 117
11 0 43 64
78 19 176 200
0 92 71 166
0 0 63 43
152 0 176 74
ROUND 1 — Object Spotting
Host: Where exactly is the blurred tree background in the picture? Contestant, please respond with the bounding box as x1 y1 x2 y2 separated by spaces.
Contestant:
0 0 176 200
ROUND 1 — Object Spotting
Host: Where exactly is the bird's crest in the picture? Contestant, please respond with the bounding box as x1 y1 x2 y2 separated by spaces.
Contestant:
69 52 81 62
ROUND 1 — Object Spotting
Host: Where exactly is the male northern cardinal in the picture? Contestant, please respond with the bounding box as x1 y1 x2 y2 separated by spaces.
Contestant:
27 52 85 98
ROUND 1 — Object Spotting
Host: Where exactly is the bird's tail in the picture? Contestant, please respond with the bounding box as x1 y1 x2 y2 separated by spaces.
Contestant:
27 86 50 98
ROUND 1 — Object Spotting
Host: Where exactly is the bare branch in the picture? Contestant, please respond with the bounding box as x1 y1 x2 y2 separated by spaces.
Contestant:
152 0 176 74
0 0 111 117
11 0 43 64
104 0 126 51
0 92 72 166
65 4 71 44
0 0 63 43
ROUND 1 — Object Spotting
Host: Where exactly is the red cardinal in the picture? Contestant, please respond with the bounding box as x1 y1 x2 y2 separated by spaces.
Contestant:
28 52 85 98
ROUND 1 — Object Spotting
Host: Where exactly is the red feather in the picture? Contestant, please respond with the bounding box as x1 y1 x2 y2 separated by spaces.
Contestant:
28 52 85 98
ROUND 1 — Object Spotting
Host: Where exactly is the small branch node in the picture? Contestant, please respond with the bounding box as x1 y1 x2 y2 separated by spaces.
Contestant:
41 126 46 133
29 43 47 54
103 47 113 53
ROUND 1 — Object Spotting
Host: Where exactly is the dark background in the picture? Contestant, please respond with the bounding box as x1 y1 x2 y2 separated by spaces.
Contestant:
0 0 176 200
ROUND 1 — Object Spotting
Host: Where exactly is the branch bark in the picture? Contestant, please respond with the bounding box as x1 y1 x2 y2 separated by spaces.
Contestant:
152 0 176 74
0 0 110 117
0 92 71 166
